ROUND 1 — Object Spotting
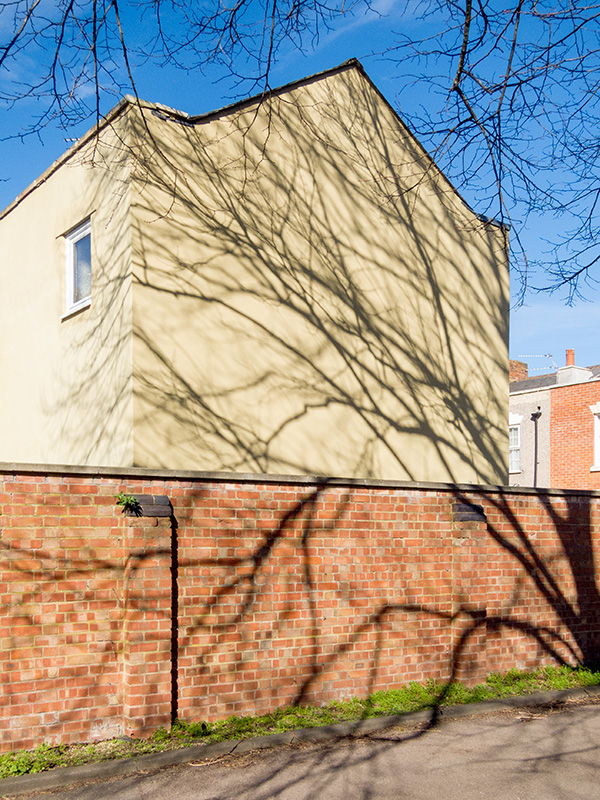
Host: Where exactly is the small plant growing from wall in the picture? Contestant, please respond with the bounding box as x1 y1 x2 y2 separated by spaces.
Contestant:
115 491 142 516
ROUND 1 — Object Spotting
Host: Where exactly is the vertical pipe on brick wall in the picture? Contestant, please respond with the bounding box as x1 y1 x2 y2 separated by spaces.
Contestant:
170 513 179 724
531 408 542 488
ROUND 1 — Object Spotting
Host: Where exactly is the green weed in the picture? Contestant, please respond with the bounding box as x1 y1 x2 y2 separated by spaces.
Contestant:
1 665 599 780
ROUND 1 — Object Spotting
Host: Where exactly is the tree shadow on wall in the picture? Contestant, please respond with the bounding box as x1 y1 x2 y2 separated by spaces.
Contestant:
7 62 598 786
48 64 508 483
159 485 600 800
1 481 600 768
0 529 173 748
174 485 600 719
480 489 600 670
3 483 600 796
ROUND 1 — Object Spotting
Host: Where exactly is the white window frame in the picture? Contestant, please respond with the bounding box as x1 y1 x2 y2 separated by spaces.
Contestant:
590 402 600 471
65 218 92 315
509 412 523 474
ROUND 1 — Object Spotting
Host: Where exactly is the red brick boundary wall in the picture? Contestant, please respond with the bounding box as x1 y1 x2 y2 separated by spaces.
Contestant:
1 464 600 753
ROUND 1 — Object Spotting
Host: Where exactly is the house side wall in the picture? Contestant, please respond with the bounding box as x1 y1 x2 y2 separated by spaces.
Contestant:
128 67 509 482
0 119 135 466
509 390 551 487
1 465 599 753
551 380 600 489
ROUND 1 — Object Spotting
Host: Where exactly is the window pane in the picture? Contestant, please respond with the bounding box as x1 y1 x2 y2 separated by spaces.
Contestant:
73 234 91 303
509 448 520 473
509 426 519 448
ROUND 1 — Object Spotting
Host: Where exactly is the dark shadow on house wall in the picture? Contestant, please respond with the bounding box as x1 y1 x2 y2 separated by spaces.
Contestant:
47 64 509 482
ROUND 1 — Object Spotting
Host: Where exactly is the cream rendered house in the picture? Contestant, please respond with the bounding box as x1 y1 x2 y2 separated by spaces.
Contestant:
0 60 509 483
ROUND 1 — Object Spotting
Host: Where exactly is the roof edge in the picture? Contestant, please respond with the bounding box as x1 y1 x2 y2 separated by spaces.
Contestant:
0 63 362 224
187 58 362 124
510 374 600 395
163 57 508 231
349 63 508 230
0 96 143 222
0 59 507 230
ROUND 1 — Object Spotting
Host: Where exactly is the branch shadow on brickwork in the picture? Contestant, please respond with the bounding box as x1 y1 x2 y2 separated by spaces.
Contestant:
0 525 173 751
172 483 351 717
479 490 600 670
171 484 600 727
159 486 600 800
1 479 599 787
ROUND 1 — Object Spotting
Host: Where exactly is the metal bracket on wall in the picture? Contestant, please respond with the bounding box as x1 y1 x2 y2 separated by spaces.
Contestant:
125 495 172 517
452 501 487 523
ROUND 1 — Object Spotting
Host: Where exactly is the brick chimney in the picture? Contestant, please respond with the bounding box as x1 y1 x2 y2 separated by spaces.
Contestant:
557 348 592 385
509 359 528 382
566 348 575 366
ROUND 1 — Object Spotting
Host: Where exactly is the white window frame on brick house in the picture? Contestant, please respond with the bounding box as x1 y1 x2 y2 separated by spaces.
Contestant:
64 218 92 316
590 402 600 471
509 412 523 474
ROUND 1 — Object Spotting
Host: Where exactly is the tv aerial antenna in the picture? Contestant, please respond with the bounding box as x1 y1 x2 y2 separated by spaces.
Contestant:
517 354 558 372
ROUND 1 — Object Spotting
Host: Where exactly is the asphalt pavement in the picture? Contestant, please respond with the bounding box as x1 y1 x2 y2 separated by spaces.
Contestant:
2 688 600 799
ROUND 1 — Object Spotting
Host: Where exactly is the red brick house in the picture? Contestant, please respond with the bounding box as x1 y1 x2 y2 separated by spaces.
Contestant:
509 350 600 489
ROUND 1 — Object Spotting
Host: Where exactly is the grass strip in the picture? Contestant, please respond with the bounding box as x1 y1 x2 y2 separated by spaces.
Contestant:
2 664 599 779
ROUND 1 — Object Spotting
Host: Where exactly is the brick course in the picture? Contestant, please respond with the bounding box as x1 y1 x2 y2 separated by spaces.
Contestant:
1 466 599 752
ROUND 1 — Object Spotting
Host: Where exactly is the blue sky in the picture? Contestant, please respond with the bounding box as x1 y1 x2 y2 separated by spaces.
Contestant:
1 1 597 371
511 298 599 371
0 2 408 206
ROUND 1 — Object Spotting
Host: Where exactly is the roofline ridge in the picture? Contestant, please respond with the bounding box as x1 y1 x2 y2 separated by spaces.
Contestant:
1 57 507 230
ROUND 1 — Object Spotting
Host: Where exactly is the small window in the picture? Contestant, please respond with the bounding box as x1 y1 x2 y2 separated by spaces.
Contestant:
65 219 92 313
509 424 521 473
590 402 600 470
